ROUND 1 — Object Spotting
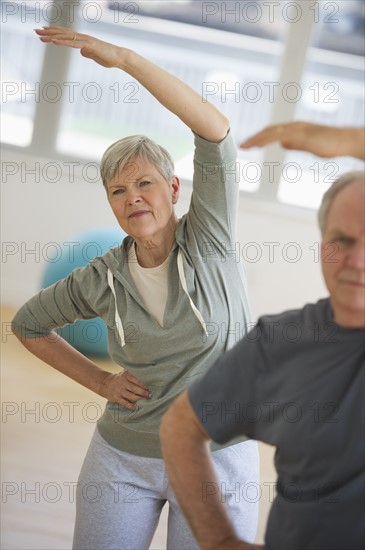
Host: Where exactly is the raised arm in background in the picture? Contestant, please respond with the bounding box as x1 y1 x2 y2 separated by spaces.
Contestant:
35 26 229 143
240 121 365 160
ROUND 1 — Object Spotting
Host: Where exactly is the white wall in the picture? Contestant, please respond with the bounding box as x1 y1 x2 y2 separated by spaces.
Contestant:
2 148 327 322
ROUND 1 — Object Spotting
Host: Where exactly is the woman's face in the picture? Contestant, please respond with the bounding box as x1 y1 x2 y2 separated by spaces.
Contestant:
106 156 180 242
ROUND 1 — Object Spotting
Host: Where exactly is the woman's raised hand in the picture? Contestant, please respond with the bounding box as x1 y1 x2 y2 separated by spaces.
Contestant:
35 26 125 69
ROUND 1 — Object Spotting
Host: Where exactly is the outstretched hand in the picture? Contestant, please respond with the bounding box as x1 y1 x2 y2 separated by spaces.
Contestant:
240 121 365 160
35 26 125 69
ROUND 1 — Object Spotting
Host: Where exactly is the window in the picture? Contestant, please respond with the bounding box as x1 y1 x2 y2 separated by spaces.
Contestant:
1 0 364 207
1 2 45 146
277 0 364 208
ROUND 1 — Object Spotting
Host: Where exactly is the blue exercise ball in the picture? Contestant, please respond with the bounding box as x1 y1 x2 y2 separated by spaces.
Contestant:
40 227 126 357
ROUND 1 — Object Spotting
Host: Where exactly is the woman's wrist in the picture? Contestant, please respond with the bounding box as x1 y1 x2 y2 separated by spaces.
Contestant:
114 45 131 71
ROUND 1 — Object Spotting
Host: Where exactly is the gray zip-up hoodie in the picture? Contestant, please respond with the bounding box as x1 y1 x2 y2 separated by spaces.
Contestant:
12 131 251 458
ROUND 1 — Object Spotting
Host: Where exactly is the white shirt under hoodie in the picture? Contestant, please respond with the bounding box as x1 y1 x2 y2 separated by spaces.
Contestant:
12 131 252 458
128 243 168 327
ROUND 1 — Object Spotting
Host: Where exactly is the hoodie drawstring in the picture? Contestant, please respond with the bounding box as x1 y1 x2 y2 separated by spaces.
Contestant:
177 249 208 337
107 269 126 347
107 250 208 347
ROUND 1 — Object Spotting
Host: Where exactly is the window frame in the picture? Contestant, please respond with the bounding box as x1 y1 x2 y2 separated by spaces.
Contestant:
1 0 363 213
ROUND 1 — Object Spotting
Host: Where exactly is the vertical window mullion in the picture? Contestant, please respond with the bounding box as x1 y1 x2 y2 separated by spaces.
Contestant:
257 0 316 201
30 1 76 156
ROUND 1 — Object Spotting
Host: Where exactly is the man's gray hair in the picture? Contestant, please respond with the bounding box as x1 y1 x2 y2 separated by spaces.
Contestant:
100 135 175 187
318 170 365 234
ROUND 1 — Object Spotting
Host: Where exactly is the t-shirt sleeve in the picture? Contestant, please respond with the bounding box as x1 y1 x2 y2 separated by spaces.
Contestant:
186 130 239 247
11 259 110 340
188 320 269 443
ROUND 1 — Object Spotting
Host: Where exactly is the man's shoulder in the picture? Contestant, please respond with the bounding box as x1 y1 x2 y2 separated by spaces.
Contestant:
259 298 330 328
253 299 332 348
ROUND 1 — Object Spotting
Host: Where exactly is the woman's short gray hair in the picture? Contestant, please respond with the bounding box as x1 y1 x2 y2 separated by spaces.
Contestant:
100 135 175 187
318 170 365 234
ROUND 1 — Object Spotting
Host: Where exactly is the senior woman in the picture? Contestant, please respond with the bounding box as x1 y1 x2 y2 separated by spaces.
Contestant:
12 27 259 549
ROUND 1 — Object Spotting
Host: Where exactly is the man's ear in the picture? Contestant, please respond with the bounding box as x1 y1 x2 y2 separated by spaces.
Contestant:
171 176 180 204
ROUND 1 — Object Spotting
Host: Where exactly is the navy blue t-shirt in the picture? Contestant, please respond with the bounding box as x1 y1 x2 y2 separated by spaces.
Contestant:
189 299 365 550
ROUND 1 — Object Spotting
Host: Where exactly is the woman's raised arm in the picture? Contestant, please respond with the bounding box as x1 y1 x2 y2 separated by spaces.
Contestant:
36 26 229 143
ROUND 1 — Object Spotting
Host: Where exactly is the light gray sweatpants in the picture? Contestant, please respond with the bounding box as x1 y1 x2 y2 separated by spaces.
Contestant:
72 428 259 550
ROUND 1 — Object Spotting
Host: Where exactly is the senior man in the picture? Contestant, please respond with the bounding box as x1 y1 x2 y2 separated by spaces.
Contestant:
161 170 365 550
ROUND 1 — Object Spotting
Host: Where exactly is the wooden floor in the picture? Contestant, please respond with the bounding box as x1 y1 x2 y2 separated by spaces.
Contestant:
1 308 276 549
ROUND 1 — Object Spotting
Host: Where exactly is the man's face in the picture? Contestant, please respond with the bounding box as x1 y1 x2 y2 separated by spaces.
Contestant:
321 179 365 328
